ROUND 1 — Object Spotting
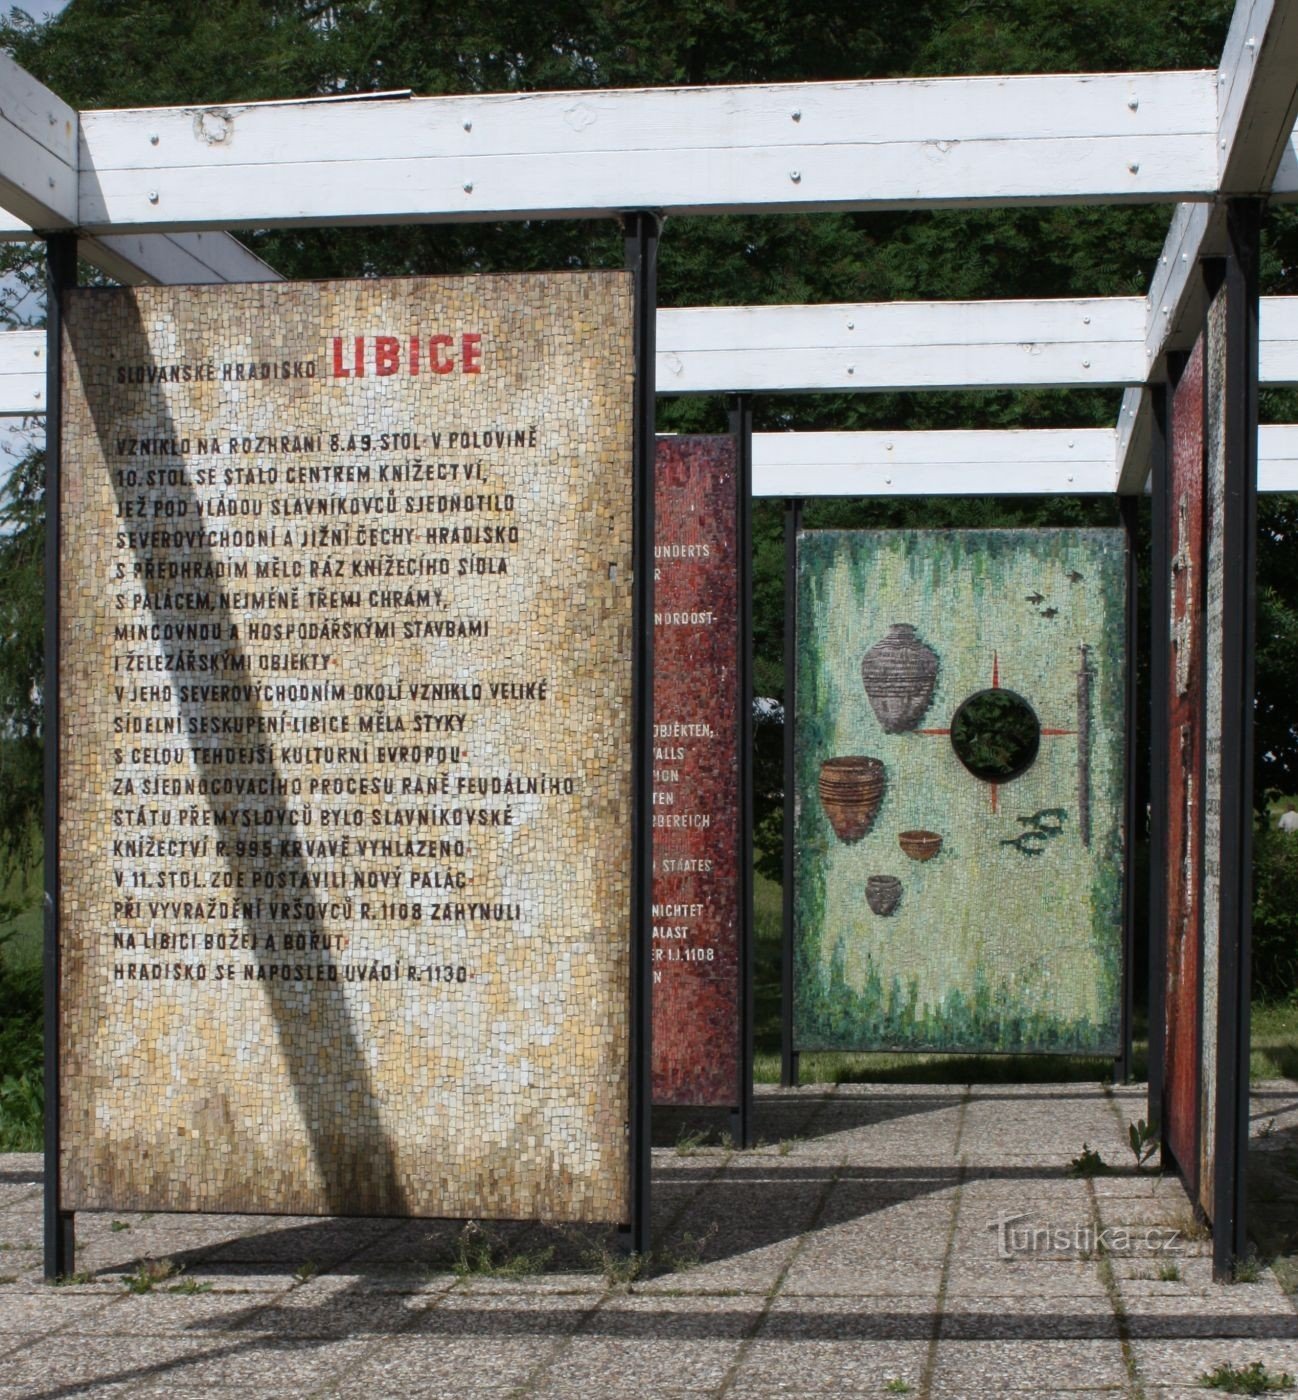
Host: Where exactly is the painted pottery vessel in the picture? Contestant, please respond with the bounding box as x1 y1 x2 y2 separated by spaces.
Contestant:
898 829 943 862
866 874 903 916
818 756 886 844
861 623 939 733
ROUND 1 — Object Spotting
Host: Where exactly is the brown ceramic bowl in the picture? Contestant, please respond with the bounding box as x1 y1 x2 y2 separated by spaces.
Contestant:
898 829 942 862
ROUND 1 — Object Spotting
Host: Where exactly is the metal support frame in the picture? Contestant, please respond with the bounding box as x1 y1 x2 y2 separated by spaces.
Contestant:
1117 495 1140 1085
1211 198 1261 1281
780 498 802 1089
728 395 756 1149
43 232 75 1282
624 211 659 1257
1147 382 1170 1155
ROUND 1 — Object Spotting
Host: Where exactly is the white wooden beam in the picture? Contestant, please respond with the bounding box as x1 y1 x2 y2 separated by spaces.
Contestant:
753 424 1298 497
1273 126 1298 197
1260 424 1298 490
1114 388 1154 496
1261 296 1298 384
1217 0 1298 193
657 298 1146 393
80 231 281 286
752 429 1117 496
71 70 1217 233
0 49 77 229
0 330 45 417
0 56 280 284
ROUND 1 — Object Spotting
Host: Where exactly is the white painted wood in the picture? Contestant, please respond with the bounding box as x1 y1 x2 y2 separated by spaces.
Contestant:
0 330 45 416
0 49 77 229
1143 202 1219 367
751 429 1116 496
83 232 282 285
1274 125 1298 196
1260 424 1298 491
74 70 1217 231
657 298 1146 392
1140 4 1298 367
1217 0 1298 191
1262 296 1298 384
1114 388 1154 495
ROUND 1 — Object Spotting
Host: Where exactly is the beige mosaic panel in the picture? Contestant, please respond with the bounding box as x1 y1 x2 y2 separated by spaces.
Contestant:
59 273 635 1223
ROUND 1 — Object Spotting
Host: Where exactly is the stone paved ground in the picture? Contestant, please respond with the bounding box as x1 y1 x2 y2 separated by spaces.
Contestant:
3 1081 1298 1398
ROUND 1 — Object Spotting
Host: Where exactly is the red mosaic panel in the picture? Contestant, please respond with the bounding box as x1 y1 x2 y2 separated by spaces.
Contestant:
651 436 741 1107
1165 332 1205 1194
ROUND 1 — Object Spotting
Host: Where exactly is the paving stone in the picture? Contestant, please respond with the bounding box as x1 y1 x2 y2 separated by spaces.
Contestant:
525 1293 764 1394
0 1079 1295 1394
928 1338 1129 1391
731 1297 930 1394
778 1259 945 1298
1131 1338 1298 1388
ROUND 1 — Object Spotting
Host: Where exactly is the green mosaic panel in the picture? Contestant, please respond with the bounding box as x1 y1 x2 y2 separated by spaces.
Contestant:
794 529 1127 1055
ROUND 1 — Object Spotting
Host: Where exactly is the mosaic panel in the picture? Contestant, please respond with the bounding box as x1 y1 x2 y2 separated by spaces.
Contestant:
794 529 1127 1055
651 435 740 1107
59 274 635 1223
1165 330 1206 1195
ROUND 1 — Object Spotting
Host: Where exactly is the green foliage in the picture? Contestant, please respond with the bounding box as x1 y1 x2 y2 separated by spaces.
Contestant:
1251 827 1298 999
0 958 42 1152
1199 1360 1295 1394
1127 1118 1158 1172
1067 1144 1110 1177
0 447 45 879
951 690 1040 781
123 1257 178 1294
451 1222 554 1279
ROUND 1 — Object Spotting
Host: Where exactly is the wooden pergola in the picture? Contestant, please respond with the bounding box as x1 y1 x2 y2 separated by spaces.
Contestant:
4 0 1297 1281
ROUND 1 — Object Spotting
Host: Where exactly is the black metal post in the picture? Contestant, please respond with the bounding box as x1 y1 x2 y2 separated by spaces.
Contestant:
1212 199 1260 1280
780 498 802 1089
1147 382 1170 1156
623 212 659 1258
728 395 755 1148
43 233 76 1282
1117 494 1140 1085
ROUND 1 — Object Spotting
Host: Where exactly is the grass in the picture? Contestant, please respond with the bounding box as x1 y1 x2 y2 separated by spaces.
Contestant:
123 1257 178 1294
451 1223 555 1280
1198 1360 1295 1393
1251 1001 1298 1081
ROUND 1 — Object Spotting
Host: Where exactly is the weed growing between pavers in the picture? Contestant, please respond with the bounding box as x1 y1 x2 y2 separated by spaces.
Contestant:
292 1259 320 1284
1199 1360 1295 1393
123 1257 179 1294
1231 1254 1266 1284
451 1222 555 1280
1128 1118 1158 1171
1068 1144 1111 1176
167 1278 213 1295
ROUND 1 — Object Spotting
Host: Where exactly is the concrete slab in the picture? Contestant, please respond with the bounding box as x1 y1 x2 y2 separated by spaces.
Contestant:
0 1080 1293 1395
